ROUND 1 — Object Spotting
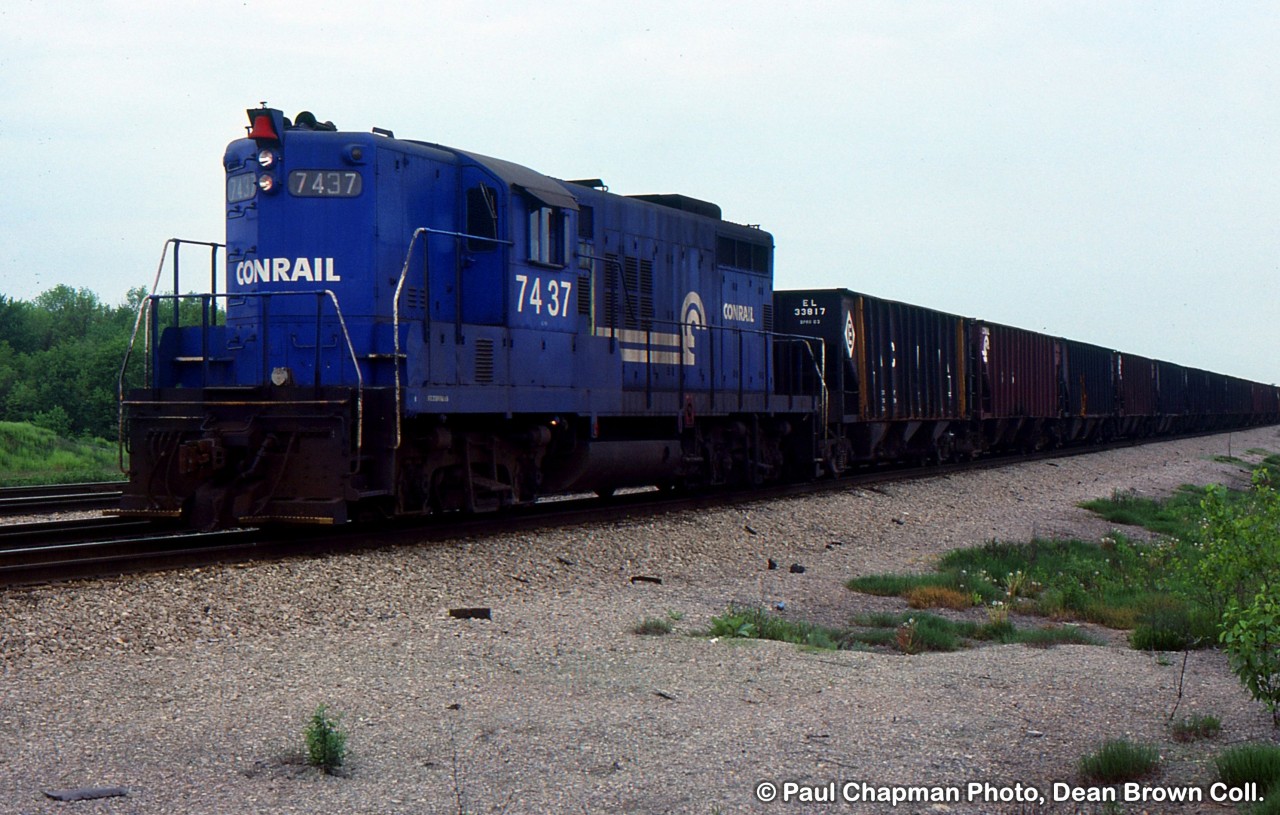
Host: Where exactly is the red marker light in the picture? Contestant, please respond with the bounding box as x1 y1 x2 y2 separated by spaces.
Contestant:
247 112 279 141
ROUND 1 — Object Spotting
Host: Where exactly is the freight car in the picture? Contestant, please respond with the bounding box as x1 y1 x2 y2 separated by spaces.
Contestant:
774 288 1279 471
116 106 1279 528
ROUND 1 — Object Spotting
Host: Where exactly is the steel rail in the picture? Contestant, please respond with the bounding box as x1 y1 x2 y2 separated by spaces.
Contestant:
0 482 126 516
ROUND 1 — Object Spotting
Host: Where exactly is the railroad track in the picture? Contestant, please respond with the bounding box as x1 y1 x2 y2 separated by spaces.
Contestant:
0 481 126 516
0 429 1250 588
0 519 264 586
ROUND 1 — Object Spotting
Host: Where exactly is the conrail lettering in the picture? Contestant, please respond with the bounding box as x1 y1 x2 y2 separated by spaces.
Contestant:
234 257 340 285
722 302 755 323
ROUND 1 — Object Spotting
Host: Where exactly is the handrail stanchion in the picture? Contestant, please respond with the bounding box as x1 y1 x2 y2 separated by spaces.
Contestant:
172 243 181 329
209 245 219 326
314 291 323 390
148 296 160 397
261 294 271 386
201 295 210 388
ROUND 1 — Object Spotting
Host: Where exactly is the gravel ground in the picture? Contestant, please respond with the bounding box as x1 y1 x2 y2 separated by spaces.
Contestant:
2 427 1278 814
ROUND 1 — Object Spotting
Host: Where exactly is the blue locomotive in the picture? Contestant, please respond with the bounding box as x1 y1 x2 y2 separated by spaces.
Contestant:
118 106 816 526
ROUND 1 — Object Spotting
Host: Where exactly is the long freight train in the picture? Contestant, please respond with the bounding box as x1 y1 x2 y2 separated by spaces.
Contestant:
116 106 1279 527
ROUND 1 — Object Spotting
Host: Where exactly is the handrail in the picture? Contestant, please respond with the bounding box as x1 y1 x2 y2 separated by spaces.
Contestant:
628 316 829 426
135 290 366 469
391 226 514 453
117 239 365 474
117 239 224 472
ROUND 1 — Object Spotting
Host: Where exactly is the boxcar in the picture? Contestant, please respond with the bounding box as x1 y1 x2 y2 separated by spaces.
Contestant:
774 289 967 463
1058 338 1116 442
971 321 1057 450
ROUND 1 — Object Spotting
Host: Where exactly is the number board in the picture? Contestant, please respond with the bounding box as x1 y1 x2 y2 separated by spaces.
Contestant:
288 170 363 197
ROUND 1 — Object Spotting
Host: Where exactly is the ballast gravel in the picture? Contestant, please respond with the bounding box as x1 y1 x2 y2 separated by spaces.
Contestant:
2 427 1278 814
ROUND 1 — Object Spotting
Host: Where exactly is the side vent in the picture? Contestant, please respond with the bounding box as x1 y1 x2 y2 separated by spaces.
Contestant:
604 253 620 327
475 338 494 384
639 259 654 328
763 303 774 333
577 274 592 315
623 257 640 329
403 286 427 312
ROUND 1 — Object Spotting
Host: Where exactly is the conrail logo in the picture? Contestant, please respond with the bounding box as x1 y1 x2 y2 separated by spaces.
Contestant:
233 257 341 285
722 302 755 324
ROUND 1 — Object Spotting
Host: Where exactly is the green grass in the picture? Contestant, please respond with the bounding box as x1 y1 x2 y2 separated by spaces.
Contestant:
1078 486 1207 538
708 607 1098 654
709 607 844 650
1077 738 1160 784
0 421 122 486
850 534 1197 637
1215 743 1280 797
847 495 1270 650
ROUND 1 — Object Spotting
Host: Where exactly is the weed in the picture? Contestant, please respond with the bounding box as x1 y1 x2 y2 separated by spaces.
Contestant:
633 617 673 636
986 600 1010 628
1169 713 1221 743
1077 738 1159 784
304 704 348 774
895 618 921 654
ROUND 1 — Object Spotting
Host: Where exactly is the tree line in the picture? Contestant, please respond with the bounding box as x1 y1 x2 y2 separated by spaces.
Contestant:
0 285 148 440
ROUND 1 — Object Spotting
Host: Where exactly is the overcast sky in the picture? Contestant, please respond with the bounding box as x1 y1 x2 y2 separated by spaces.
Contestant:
2 1 1276 382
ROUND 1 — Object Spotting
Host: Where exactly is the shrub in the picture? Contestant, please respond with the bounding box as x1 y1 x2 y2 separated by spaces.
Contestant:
1221 585 1280 727
1077 739 1160 784
1169 713 1221 743
1183 476 1280 619
305 704 348 774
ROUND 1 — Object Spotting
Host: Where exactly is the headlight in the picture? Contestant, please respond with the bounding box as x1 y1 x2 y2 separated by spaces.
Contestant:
258 174 278 193
257 149 277 168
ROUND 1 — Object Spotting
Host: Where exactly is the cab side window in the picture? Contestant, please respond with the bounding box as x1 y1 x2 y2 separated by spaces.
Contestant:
466 186 498 251
528 206 568 266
